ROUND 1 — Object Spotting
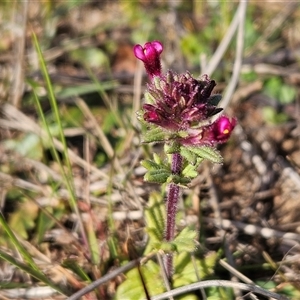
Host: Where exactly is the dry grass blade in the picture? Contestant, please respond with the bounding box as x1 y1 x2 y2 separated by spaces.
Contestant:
0 286 58 299
219 0 247 110
204 1 245 76
150 280 288 300
219 260 258 300
206 217 300 243
0 171 44 193
9 0 28 107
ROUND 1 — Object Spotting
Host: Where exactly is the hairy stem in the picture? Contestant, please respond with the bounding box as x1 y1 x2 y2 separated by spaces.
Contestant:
164 153 182 279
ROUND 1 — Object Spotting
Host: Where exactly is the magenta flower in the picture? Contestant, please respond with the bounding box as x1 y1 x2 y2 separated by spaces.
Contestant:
180 116 237 146
133 41 163 78
211 115 236 143
134 40 236 147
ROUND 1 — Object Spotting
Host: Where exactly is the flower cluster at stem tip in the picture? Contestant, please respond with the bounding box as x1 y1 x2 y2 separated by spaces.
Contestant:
133 40 236 147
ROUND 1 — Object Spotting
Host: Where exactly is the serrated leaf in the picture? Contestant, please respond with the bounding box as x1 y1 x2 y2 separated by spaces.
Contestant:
142 126 167 143
144 169 170 184
153 241 176 252
182 164 198 178
140 159 161 170
173 227 197 253
180 147 198 165
146 228 163 244
188 146 223 164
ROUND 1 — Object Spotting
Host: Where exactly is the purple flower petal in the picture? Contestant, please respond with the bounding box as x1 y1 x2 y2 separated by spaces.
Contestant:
133 44 146 61
133 41 163 78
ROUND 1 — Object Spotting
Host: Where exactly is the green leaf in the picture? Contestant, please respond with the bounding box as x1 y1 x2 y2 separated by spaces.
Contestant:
146 228 164 244
142 126 167 143
153 153 163 164
115 260 165 300
182 163 198 178
144 169 170 184
149 228 197 253
169 175 191 186
144 192 165 250
140 159 161 171
188 146 223 164
152 241 177 252
173 227 197 253
165 142 180 154
180 147 198 165
153 76 162 90
173 251 217 288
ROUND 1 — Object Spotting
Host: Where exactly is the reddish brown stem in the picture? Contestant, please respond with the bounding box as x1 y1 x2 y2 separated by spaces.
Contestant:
164 153 182 279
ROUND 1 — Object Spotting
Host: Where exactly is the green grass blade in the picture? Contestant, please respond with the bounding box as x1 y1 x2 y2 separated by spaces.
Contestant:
31 32 74 194
31 33 89 257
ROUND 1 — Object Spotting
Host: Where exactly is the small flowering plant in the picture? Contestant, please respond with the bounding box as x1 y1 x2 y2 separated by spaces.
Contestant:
134 41 236 279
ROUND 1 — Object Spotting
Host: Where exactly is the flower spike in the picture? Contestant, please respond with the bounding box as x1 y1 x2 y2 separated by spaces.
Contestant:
133 40 236 280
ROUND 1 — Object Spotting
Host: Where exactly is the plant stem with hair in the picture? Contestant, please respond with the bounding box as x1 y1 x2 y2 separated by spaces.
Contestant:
164 153 183 278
